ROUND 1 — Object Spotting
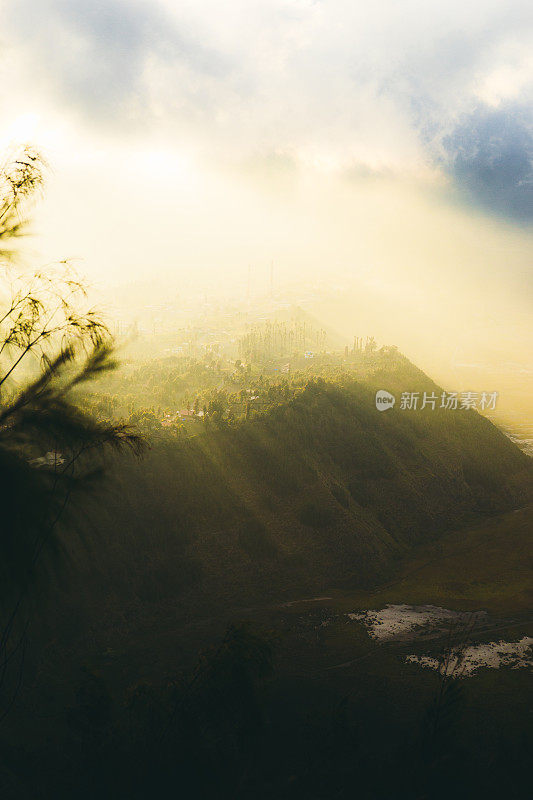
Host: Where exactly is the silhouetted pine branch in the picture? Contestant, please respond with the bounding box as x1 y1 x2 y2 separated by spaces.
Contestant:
0 146 144 688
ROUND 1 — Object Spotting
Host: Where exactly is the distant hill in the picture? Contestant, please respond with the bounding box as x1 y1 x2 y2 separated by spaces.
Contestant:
66 354 532 617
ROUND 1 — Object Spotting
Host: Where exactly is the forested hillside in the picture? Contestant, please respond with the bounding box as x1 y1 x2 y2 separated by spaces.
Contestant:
57 357 532 625
14 356 530 800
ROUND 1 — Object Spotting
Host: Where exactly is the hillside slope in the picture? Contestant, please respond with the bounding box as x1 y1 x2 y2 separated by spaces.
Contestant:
66 357 532 616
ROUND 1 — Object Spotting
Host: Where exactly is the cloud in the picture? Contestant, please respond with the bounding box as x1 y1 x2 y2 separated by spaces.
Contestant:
3 0 227 126
2 0 532 224
390 2 533 223
440 103 533 223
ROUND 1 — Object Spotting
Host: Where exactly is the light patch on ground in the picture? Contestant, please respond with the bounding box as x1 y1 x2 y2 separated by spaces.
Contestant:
348 604 486 641
406 637 533 677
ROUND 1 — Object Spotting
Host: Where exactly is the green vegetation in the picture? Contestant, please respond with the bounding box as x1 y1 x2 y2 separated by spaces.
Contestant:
0 149 141 598
81 365 530 608
1 152 531 797
2 355 531 799
0 148 142 740
339 504 533 615
84 341 400 434
5 511 532 799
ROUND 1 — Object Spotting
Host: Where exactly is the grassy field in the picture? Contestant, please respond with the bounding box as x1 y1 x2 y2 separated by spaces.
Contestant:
6 507 531 800
309 504 533 617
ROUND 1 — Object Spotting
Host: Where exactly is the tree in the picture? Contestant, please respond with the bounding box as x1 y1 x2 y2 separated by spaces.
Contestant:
364 336 377 354
0 146 143 716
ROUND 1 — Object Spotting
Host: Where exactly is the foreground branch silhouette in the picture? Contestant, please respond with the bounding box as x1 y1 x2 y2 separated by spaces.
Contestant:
0 146 143 717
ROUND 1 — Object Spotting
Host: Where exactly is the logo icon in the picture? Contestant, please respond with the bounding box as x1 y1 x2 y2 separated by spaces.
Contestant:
375 389 395 411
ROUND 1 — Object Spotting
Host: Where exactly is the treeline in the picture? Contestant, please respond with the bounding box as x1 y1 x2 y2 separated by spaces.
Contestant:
84 346 401 434
237 319 328 362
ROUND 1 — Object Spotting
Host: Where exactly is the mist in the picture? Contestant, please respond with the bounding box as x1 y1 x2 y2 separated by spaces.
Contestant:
1 3 532 798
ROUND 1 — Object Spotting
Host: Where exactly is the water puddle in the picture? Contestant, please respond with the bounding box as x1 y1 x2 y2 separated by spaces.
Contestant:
348 604 532 678
348 604 486 642
406 637 533 677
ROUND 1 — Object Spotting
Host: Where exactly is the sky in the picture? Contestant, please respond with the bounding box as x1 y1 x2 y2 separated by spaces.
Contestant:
0 0 532 381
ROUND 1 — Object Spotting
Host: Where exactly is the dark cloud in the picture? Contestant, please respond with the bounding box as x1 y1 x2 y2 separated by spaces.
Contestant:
440 104 533 224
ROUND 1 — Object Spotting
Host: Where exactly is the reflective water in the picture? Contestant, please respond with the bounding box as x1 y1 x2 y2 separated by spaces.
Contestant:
407 637 533 677
348 604 486 642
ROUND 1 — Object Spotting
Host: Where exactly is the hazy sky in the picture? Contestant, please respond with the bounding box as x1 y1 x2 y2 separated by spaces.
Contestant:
1 0 532 373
